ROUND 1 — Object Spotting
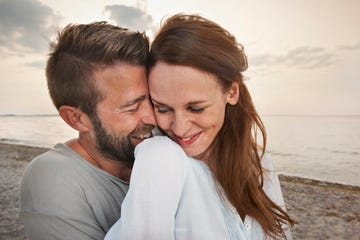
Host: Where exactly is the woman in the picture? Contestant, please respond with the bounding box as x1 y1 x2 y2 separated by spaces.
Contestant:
106 14 296 239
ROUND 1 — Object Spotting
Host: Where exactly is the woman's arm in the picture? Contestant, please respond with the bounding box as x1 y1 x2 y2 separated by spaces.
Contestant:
105 136 189 240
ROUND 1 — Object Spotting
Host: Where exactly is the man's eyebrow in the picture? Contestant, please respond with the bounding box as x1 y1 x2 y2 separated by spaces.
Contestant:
121 95 146 108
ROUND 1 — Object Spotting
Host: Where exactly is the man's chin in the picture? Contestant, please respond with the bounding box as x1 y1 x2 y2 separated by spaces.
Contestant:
131 136 151 146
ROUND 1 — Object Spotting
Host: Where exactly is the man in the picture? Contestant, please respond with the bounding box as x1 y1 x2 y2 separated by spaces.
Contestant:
19 22 156 239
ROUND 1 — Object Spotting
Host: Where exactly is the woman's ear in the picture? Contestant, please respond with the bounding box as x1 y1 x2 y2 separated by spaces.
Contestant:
59 105 91 132
226 82 239 105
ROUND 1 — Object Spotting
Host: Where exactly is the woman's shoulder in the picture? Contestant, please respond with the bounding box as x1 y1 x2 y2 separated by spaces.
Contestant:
135 136 187 159
133 136 190 175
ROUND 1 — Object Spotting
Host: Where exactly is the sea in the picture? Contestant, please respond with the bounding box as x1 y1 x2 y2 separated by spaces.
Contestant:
0 115 359 187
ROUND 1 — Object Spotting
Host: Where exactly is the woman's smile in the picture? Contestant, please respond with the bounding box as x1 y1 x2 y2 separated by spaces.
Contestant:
173 131 202 147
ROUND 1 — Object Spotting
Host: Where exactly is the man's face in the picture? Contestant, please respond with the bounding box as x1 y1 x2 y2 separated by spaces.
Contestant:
90 62 156 164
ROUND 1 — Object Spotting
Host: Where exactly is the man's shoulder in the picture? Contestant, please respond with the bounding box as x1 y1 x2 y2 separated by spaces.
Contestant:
20 144 95 214
25 143 81 174
21 142 128 200
20 143 87 198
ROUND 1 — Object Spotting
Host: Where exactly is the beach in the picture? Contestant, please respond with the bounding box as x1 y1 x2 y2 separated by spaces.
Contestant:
0 143 359 240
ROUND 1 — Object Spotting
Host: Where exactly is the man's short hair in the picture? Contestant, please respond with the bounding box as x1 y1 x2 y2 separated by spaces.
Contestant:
46 21 149 116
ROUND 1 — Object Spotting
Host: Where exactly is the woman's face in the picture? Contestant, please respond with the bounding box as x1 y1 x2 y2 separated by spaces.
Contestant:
149 62 239 159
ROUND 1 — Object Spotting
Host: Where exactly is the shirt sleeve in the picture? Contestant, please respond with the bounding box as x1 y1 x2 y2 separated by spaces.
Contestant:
261 157 293 240
105 136 189 240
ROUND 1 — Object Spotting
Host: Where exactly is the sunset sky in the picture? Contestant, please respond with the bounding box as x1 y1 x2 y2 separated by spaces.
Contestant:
0 0 359 115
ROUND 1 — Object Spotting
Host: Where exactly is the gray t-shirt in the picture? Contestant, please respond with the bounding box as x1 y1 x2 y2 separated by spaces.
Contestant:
20 143 129 240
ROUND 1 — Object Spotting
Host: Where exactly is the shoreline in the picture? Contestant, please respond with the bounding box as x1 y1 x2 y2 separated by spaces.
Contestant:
0 142 360 191
2 142 359 189
1 143 359 239
278 174 360 192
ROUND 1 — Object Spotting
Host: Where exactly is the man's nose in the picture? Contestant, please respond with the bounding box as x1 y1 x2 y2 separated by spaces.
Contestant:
141 99 156 125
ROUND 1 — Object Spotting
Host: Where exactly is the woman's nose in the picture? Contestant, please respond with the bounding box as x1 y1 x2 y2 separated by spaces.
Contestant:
171 112 191 137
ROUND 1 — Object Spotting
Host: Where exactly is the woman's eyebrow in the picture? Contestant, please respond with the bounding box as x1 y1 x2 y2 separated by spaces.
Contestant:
152 99 207 106
151 99 167 106
186 100 207 105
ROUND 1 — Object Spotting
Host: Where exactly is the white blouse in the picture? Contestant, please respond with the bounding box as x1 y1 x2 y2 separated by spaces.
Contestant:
105 136 292 240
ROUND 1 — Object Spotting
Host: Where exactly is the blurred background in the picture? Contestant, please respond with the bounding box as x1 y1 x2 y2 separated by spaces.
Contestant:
0 0 359 186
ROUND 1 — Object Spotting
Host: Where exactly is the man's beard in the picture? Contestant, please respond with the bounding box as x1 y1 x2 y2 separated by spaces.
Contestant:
90 112 153 165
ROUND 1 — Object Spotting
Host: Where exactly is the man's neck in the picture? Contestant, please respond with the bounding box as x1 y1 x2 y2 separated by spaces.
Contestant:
65 139 132 182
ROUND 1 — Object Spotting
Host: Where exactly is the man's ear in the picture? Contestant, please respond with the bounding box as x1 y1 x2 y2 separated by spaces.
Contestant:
59 105 91 132
226 82 240 105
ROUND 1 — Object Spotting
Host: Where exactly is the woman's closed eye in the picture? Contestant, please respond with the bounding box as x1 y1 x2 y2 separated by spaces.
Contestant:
187 106 204 113
153 104 205 114
155 106 171 114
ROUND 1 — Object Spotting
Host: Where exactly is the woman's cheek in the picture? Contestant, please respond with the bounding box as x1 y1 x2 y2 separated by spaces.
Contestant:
155 114 171 130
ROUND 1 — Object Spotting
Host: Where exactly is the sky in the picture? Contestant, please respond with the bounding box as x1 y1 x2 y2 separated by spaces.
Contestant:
0 0 359 116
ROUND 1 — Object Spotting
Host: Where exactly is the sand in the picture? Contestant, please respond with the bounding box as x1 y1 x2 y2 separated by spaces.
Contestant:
0 143 359 240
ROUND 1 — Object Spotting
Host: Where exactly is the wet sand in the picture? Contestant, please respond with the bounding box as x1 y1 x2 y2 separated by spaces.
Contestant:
0 143 359 239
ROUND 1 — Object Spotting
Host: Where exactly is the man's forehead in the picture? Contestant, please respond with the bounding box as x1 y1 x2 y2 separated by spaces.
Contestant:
93 64 148 95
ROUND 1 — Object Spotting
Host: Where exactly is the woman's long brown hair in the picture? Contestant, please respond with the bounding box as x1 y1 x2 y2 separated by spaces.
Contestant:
148 14 296 238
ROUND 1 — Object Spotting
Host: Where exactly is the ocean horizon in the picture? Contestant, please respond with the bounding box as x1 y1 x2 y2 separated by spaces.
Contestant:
1 114 359 187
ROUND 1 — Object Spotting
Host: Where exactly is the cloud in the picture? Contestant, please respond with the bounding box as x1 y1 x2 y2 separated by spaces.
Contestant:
104 4 156 34
25 59 46 70
250 46 337 70
0 0 62 56
337 41 360 51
